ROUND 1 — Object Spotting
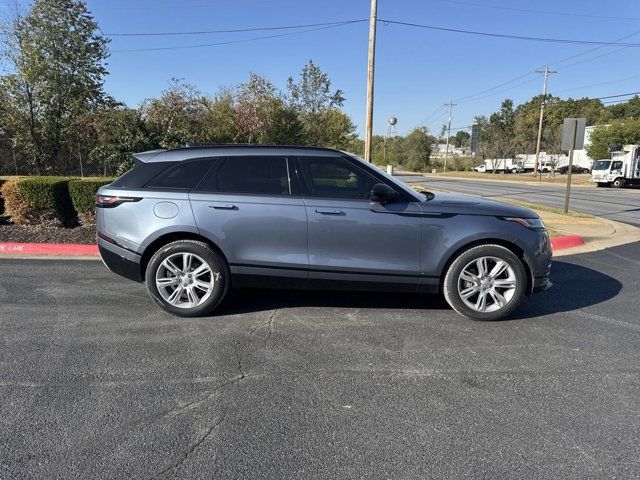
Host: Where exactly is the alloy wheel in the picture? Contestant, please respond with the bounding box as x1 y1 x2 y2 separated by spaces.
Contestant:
457 256 517 313
155 252 216 309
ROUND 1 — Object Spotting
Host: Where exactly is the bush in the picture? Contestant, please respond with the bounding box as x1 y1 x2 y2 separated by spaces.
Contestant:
68 178 114 225
2 177 74 225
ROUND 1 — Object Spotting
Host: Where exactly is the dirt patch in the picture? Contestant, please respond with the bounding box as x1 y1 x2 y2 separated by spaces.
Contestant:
0 217 95 244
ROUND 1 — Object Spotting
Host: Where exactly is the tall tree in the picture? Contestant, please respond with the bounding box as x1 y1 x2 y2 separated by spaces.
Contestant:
287 60 344 114
402 127 433 171
286 60 352 147
0 0 110 173
586 119 640 160
140 78 207 149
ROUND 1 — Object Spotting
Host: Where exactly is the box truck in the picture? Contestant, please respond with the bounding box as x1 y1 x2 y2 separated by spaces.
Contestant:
590 145 640 188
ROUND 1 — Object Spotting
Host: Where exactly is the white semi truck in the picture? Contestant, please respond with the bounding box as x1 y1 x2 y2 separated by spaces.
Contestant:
590 145 640 188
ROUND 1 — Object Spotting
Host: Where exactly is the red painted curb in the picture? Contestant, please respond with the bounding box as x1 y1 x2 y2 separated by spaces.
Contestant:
0 242 98 256
550 234 585 251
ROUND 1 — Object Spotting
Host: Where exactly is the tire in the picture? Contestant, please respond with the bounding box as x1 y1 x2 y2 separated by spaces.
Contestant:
443 244 527 321
145 240 230 317
612 178 625 188
510 168 518 174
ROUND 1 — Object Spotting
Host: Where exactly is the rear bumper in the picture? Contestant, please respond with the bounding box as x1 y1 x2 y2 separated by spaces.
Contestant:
98 237 143 283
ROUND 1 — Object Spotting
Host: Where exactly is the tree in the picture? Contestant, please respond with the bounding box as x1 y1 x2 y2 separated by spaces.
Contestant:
84 106 151 176
200 89 238 144
0 0 110 173
453 130 470 148
478 99 516 171
287 60 344 114
402 127 432 171
140 78 207 149
607 96 640 119
287 60 352 147
586 119 640 160
234 73 279 144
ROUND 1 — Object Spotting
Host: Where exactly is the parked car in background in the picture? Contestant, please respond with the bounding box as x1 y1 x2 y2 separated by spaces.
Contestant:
97 145 552 321
555 165 590 175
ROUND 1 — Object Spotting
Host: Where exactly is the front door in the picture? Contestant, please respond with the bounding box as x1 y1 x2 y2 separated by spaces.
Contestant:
296 155 422 286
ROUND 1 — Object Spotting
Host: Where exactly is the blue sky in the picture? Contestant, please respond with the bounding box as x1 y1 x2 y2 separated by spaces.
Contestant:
8 0 640 136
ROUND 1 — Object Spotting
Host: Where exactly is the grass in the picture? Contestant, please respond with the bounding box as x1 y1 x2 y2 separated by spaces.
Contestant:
422 170 593 185
492 197 594 218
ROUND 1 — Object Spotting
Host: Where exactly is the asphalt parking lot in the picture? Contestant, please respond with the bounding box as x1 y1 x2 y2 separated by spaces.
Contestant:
2 242 640 479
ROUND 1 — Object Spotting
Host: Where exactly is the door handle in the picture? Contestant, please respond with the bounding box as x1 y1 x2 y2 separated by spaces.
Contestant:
316 208 345 215
209 203 237 210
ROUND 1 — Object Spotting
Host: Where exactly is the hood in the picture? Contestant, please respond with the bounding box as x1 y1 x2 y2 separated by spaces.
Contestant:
419 192 538 218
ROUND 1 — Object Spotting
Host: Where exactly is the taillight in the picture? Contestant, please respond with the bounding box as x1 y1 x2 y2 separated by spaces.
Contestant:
95 195 141 208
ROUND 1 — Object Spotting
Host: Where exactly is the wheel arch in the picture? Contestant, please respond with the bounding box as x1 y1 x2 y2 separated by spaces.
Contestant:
438 238 534 294
139 232 229 282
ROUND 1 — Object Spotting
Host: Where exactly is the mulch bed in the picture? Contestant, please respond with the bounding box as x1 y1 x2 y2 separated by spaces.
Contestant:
0 216 96 244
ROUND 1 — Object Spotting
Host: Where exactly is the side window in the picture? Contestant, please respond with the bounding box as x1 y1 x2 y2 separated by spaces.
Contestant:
146 159 213 190
202 156 290 195
298 156 378 199
612 161 623 170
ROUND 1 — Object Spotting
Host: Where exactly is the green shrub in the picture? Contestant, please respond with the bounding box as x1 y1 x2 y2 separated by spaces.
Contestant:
68 178 114 225
3 176 74 225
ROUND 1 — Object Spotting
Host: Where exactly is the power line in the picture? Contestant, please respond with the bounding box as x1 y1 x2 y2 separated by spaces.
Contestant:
105 20 368 37
379 19 640 47
596 91 640 100
449 27 640 106
110 21 365 53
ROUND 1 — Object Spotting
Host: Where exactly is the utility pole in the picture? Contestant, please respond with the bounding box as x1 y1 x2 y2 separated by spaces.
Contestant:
533 67 556 176
443 101 456 173
364 0 378 162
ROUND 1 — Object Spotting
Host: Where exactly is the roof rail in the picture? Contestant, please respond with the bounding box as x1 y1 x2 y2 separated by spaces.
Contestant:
174 143 343 153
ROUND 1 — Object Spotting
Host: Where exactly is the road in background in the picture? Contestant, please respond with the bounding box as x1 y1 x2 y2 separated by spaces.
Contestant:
2 242 640 479
397 174 640 227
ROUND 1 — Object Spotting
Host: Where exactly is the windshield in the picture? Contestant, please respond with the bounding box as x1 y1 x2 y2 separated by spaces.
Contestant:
343 152 429 201
592 160 611 171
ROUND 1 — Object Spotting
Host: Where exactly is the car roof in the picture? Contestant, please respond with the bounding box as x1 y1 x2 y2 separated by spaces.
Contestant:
132 144 346 163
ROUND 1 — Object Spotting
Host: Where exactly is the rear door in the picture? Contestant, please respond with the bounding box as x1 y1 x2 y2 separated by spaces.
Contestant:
189 155 308 281
296 155 422 287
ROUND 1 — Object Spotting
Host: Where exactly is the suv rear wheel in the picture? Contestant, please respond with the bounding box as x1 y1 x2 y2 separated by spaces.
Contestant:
443 244 527 321
145 240 229 317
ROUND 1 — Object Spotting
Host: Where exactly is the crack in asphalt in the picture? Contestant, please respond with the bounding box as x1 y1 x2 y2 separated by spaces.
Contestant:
149 415 226 479
236 308 280 377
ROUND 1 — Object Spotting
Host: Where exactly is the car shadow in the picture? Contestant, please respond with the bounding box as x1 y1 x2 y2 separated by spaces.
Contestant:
214 260 621 320
509 259 622 320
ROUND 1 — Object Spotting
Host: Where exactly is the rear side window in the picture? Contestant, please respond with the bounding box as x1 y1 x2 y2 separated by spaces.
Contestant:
297 156 378 199
146 159 214 190
110 162 176 189
200 156 290 195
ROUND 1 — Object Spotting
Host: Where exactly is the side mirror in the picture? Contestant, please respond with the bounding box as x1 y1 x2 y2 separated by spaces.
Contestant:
370 183 399 204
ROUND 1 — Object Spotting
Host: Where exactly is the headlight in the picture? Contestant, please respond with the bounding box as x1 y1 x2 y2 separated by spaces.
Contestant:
503 217 546 230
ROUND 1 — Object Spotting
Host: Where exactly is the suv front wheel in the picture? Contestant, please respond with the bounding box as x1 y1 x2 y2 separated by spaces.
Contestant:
443 244 527 321
145 240 229 317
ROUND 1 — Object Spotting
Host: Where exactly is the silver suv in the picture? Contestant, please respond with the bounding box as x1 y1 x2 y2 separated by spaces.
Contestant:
96 145 552 320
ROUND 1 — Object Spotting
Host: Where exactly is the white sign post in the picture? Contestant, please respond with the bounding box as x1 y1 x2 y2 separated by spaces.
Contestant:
561 118 587 213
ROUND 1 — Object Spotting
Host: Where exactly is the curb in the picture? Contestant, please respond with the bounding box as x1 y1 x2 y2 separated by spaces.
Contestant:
549 235 585 251
0 242 98 256
1 235 585 257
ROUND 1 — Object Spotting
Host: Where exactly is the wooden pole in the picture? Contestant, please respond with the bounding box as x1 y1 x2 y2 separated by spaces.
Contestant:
364 0 378 162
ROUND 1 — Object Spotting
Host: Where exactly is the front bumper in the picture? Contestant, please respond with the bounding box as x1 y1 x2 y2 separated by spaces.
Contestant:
98 237 143 283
